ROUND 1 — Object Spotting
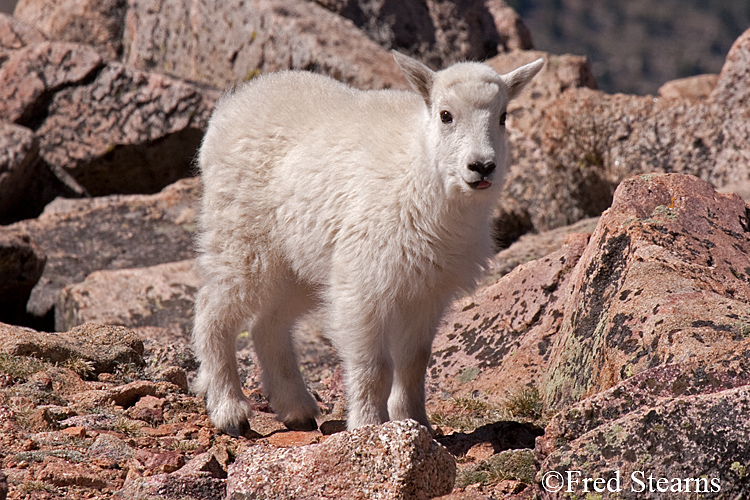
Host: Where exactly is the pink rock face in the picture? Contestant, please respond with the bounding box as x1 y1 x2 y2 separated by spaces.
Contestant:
227 420 456 500
430 233 590 401
544 173 750 409
0 13 46 50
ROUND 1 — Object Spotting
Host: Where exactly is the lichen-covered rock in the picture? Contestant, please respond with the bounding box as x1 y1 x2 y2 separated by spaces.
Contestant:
538 384 750 499
56 259 199 335
543 173 750 409
0 322 144 373
227 419 456 500
538 342 750 456
3 177 199 322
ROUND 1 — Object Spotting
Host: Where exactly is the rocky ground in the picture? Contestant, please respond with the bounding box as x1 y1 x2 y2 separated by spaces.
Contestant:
1 1 750 499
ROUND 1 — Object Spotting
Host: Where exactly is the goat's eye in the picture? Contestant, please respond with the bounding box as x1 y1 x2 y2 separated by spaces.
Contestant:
499 111 507 127
440 110 453 124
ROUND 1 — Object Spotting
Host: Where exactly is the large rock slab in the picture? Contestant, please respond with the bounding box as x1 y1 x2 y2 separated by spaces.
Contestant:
0 38 217 197
123 0 408 90
56 259 199 336
0 41 103 125
430 173 750 420
227 419 455 500
3 177 199 323
544 173 750 409
34 61 217 196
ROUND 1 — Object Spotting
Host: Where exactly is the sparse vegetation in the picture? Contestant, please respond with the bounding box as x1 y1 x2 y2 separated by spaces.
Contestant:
0 353 48 380
431 387 545 433
113 416 144 437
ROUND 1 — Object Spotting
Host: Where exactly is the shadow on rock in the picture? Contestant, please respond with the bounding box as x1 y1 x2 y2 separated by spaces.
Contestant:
437 420 544 457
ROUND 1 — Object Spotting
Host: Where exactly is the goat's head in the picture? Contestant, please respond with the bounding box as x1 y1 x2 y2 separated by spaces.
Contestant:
393 51 544 198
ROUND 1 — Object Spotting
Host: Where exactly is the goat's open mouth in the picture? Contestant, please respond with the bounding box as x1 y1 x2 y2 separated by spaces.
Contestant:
468 179 492 190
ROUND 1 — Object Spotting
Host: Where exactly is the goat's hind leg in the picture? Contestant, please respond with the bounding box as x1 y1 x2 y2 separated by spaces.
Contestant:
192 281 254 436
250 278 320 431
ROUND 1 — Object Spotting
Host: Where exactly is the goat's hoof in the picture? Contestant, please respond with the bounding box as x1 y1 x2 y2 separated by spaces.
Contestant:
284 417 318 432
224 418 251 437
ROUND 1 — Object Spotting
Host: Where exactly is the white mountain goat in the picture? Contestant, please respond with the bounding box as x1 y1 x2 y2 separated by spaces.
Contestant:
192 52 544 435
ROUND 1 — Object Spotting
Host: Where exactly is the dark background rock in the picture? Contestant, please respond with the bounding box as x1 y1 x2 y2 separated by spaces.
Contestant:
0 228 45 324
312 0 533 69
0 121 41 223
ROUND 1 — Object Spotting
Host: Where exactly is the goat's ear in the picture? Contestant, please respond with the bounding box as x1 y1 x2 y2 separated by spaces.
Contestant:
503 58 545 101
393 51 435 105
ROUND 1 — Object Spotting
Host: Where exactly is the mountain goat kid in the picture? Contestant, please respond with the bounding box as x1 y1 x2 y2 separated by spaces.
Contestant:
193 52 544 435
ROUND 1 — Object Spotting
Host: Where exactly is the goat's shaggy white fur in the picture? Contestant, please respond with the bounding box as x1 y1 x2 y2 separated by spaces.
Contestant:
192 52 544 435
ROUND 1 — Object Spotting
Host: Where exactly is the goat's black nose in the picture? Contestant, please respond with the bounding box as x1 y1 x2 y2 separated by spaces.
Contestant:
468 161 496 177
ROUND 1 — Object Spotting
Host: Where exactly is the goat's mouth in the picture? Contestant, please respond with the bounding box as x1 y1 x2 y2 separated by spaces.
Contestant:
467 179 492 190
